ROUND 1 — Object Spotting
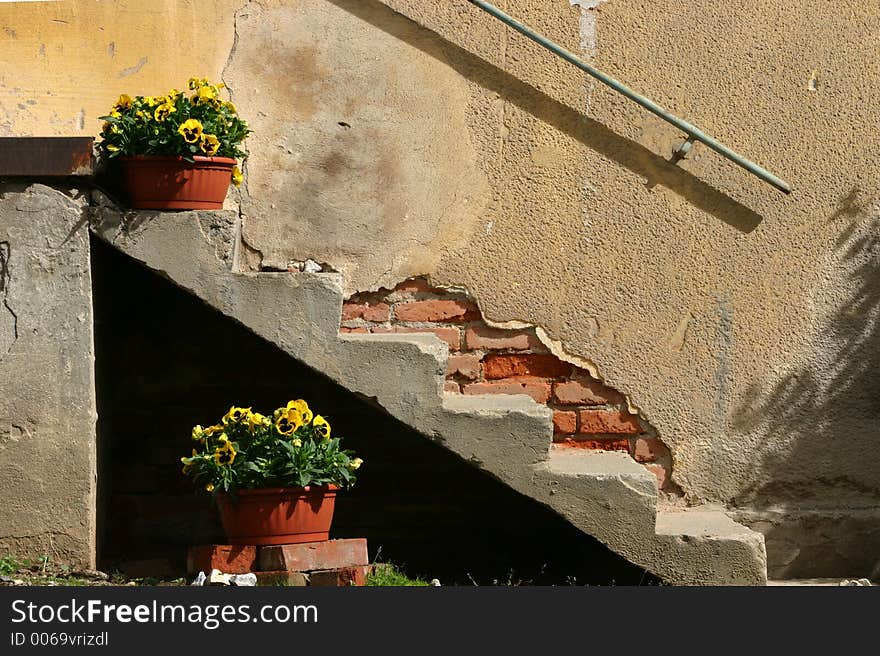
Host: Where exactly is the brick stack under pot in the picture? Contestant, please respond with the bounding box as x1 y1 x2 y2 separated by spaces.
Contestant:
187 539 372 586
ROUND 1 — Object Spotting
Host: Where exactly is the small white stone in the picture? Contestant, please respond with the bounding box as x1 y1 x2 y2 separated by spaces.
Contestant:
191 571 206 587
303 259 323 273
208 569 232 586
229 573 257 587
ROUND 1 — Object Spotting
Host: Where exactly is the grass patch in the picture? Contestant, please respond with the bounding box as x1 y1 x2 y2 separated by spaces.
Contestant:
366 563 430 587
0 554 22 576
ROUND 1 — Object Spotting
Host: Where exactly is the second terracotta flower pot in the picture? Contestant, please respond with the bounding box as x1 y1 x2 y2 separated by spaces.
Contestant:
216 486 338 546
118 155 235 210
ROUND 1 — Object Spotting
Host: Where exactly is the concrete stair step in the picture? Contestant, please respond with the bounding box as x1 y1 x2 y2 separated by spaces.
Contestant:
91 206 769 585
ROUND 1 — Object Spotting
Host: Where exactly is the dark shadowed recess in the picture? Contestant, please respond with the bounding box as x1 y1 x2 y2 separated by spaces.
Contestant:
90 235 659 585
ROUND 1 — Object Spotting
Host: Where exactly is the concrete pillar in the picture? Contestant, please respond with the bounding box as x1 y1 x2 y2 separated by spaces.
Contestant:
0 181 97 568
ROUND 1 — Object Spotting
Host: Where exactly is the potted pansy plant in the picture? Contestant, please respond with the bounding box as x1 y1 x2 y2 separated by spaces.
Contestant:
181 399 362 545
96 77 250 210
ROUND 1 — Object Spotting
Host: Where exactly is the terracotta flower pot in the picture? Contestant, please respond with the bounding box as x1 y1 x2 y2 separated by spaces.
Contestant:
118 155 236 210
216 486 338 546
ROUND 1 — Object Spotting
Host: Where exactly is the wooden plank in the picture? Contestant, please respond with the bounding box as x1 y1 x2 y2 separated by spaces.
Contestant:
0 137 94 176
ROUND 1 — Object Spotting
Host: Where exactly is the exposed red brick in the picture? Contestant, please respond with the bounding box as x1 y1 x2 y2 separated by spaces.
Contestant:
552 410 577 434
557 438 631 452
483 354 572 380
463 377 552 403
372 326 461 350
464 324 541 351
644 464 669 490
633 438 667 463
444 381 461 394
187 545 257 575
309 565 372 587
446 353 482 379
553 379 624 406
394 299 480 323
340 326 369 334
255 571 308 587
342 302 391 322
578 410 642 435
259 539 368 573
394 278 432 293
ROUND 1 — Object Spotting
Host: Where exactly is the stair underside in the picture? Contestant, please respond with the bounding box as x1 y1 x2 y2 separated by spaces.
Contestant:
90 208 767 585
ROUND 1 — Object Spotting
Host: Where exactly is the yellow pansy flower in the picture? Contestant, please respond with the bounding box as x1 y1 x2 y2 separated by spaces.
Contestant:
188 77 209 90
143 96 161 107
231 166 243 187
109 110 122 119
205 483 215 492
154 102 175 121
114 94 133 110
312 415 331 439
192 85 219 107
275 409 303 436
222 101 237 114
246 412 267 433
223 406 251 424
348 457 363 470
177 118 203 143
292 438 302 448
214 442 236 466
286 400 313 424
192 425 205 441
200 133 220 156
203 424 224 436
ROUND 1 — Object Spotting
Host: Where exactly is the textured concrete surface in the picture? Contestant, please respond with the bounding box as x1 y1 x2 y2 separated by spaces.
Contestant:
92 207 766 584
224 0 491 287
3 0 876 576
0 183 96 567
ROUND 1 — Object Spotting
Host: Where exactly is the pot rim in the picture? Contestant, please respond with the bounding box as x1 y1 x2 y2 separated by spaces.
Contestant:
219 485 340 497
118 154 237 165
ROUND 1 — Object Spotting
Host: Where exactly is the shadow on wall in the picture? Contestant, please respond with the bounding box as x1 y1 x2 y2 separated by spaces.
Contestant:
324 0 763 233
90 236 659 585
732 188 880 578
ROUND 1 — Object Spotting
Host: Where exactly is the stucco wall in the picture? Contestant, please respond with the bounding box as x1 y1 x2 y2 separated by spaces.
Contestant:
2 0 879 575
0 183 96 567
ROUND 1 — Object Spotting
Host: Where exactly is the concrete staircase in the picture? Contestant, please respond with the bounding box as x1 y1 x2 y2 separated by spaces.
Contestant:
90 207 767 585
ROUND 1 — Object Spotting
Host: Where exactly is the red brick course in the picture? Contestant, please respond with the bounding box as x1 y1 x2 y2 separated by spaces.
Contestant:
394 300 480 322
186 545 257 575
483 354 572 380
633 438 666 463
465 325 541 351
552 410 577 435
556 438 631 452
309 565 372 587
446 353 482 379
342 302 391 322
463 377 552 403
553 379 623 405
259 539 368 573
578 410 642 435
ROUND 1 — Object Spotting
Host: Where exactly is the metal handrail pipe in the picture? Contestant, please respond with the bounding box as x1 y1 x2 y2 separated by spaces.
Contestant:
466 0 791 194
